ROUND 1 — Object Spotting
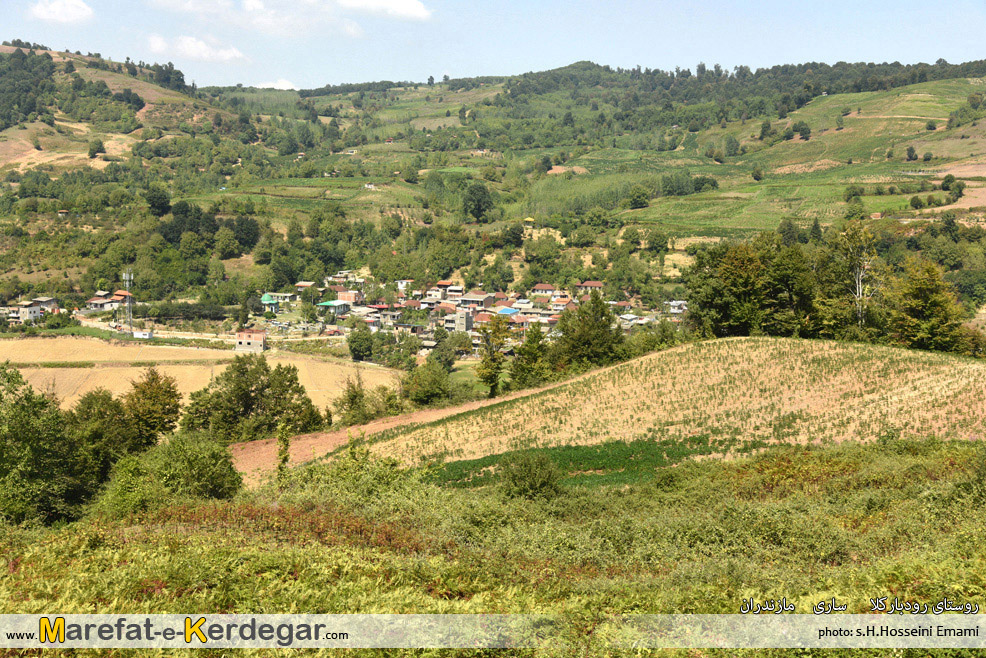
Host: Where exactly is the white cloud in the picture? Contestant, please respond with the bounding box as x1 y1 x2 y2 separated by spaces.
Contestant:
148 34 248 63
337 0 430 20
148 0 431 38
256 78 297 90
28 0 93 23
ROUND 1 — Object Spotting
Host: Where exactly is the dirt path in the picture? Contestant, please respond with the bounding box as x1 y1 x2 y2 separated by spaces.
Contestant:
230 355 644 485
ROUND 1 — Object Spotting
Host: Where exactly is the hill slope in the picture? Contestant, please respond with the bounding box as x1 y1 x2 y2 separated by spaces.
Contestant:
362 337 986 465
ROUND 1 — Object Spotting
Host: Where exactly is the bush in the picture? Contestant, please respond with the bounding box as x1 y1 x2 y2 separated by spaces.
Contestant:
499 451 562 501
144 433 242 499
92 456 168 517
94 433 240 517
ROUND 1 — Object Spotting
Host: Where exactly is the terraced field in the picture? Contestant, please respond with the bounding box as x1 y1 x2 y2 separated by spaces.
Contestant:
366 337 986 465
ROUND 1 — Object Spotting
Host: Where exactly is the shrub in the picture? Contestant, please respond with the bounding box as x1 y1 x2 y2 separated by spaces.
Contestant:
499 451 562 501
93 434 240 517
143 433 242 499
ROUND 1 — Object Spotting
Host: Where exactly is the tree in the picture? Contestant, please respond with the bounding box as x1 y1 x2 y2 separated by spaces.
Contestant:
462 181 493 220
181 354 323 443
427 75 435 86
551 291 625 368
759 119 772 140
348 322 373 361
403 360 451 405
214 226 240 259
887 258 970 352
809 218 823 243
626 185 649 209
427 339 456 373
144 185 171 217
65 389 140 490
839 221 878 328
724 134 740 157
752 166 764 181
510 323 550 389
122 368 181 448
0 366 84 523
476 314 511 397
777 219 799 246
87 139 105 159
910 195 926 210
906 145 918 161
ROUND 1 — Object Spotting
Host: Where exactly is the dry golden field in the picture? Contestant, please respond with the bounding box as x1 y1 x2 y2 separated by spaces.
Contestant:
367 337 986 465
2 337 398 408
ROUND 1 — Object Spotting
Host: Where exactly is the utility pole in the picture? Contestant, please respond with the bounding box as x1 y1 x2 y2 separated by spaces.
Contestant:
122 268 134 335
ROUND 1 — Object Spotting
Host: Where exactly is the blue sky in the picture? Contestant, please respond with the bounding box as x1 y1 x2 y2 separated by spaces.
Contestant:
8 0 986 90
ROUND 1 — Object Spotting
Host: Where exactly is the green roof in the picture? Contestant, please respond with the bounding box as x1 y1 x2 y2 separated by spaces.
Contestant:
260 293 277 304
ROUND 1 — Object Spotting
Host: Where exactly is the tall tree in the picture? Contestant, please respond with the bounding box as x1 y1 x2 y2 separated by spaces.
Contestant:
552 291 625 368
123 368 181 447
838 221 878 327
887 258 970 352
476 314 511 397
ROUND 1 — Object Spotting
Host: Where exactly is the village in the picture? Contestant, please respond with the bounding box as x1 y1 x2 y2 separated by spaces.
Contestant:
0 272 688 358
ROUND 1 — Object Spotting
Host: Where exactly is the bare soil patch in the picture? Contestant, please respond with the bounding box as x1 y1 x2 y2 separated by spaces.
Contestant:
774 159 841 175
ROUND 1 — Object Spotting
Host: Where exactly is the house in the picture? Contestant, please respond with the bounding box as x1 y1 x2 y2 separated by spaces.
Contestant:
577 281 604 295
435 280 454 292
32 297 57 311
295 281 316 295
530 283 556 295
446 285 464 301
497 306 520 316
133 329 154 339
664 300 688 315
444 310 473 333
337 290 365 305
7 301 42 325
86 290 119 311
425 286 445 301
317 299 351 315
460 291 494 309
267 292 297 303
550 297 572 312
235 329 267 353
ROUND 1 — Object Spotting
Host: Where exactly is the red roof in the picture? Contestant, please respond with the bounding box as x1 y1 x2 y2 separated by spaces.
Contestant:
86 297 105 304
494 292 507 299
581 280 603 287
475 313 492 323
436 280 453 286
403 300 421 309
532 283 555 291
113 290 133 297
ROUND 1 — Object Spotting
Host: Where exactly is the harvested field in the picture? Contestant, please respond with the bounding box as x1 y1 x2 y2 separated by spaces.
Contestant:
365 337 986 465
3 337 398 408
0 336 230 363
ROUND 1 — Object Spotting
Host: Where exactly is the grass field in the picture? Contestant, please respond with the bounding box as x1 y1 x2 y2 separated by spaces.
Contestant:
1 337 399 408
362 337 986 466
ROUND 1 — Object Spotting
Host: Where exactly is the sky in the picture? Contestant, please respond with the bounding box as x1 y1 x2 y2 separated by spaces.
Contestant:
7 0 986 90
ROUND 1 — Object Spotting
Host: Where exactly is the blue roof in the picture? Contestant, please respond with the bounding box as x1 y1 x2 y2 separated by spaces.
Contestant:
497 307 519 315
